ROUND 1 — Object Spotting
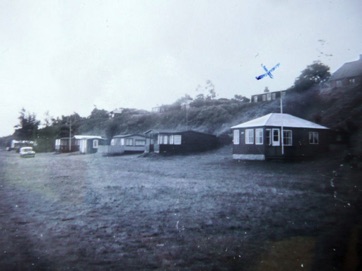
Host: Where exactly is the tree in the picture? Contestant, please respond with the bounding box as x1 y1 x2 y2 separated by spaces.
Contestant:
14 108 40 140
292 61 330 92
205 80 216 100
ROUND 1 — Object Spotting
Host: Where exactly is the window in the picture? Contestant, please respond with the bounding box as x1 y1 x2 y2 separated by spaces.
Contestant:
253 96 258 102
125 138 133 146
174 135 182 145
283 130 292 146
110 139 115 146
262 95 267 101
267 93 271 101
158 135 181 145
265 129 271 145
233 129 240 145
255 128 263 145
163 135 168 144
93 139 99 148
120 138 125 146
309 132 319 144
272 93 276 100
348 78 356 85
272 129 280 146
158 135 168 144
245 129 254 144
135 139 145 146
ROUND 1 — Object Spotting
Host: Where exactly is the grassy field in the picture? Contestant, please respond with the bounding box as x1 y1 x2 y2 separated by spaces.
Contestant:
0 147 361 271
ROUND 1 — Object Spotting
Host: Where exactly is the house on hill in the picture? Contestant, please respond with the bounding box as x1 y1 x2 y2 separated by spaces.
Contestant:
145 130 218 154
231 113 330 160
251 88 286 103
325 55 362 89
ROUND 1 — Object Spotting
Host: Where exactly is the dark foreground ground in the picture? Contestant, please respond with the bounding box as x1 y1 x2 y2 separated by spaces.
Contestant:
0 146 361 271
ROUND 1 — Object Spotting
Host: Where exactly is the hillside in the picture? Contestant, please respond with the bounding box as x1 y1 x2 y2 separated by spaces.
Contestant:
83 84 362 154
1 84 362 155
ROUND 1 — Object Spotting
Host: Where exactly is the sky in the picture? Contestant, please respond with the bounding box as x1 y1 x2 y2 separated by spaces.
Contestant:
0 0 361 137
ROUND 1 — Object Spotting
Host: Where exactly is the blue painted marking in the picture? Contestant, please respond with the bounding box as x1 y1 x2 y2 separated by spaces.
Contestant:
256 63 280 80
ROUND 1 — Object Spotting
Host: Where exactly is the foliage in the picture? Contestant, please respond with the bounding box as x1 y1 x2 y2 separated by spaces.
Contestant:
13 108 40 140
291 61 330 92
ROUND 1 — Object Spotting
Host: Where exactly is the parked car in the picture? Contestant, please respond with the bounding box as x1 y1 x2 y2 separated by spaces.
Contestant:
19 147 36 158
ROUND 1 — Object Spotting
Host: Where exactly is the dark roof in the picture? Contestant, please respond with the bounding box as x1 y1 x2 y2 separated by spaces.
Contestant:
329 55 362 81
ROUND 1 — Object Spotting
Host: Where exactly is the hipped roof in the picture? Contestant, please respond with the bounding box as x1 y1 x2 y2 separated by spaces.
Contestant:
231 113 329 129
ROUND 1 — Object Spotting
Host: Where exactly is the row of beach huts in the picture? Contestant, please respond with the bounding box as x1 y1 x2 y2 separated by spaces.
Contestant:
54 113 340 160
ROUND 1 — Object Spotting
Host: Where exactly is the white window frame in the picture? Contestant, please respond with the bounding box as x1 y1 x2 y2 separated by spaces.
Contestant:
255 128 263 145
135 139 145 146
125 138 133 146
283 130 292 146
272 129 280 146
233 129 240 145
309 132 319 144
93 139 99 148
245 129 254 144
174 135 182 145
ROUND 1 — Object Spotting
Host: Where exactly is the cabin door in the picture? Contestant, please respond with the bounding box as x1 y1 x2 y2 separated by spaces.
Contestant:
272 129 280 146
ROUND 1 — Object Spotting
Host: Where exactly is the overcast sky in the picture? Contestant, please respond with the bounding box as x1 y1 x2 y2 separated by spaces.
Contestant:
1 0 361 137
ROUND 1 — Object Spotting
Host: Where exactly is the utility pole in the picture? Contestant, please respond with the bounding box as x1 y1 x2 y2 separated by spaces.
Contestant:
280 96 284 155
68 117 72 152
182 101 191 130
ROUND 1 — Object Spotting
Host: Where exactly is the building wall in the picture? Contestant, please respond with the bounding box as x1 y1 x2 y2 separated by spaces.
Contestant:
106 135 146 155
251 91 286 103
232 127 329 159
55 138 79 153
328 76 362 89
79 139 100 154
155 131 218 154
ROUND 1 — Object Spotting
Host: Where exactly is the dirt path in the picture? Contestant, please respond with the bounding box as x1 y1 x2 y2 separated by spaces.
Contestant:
0 147 361 270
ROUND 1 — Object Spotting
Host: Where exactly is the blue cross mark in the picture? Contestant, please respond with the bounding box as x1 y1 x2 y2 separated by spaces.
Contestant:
256 63 280 80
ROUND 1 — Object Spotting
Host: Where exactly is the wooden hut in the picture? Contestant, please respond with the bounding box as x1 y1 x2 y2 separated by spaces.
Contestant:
231 113 330 160
146 130 218 154
102 134 147 155
76 135 105 154
55 137 79 153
